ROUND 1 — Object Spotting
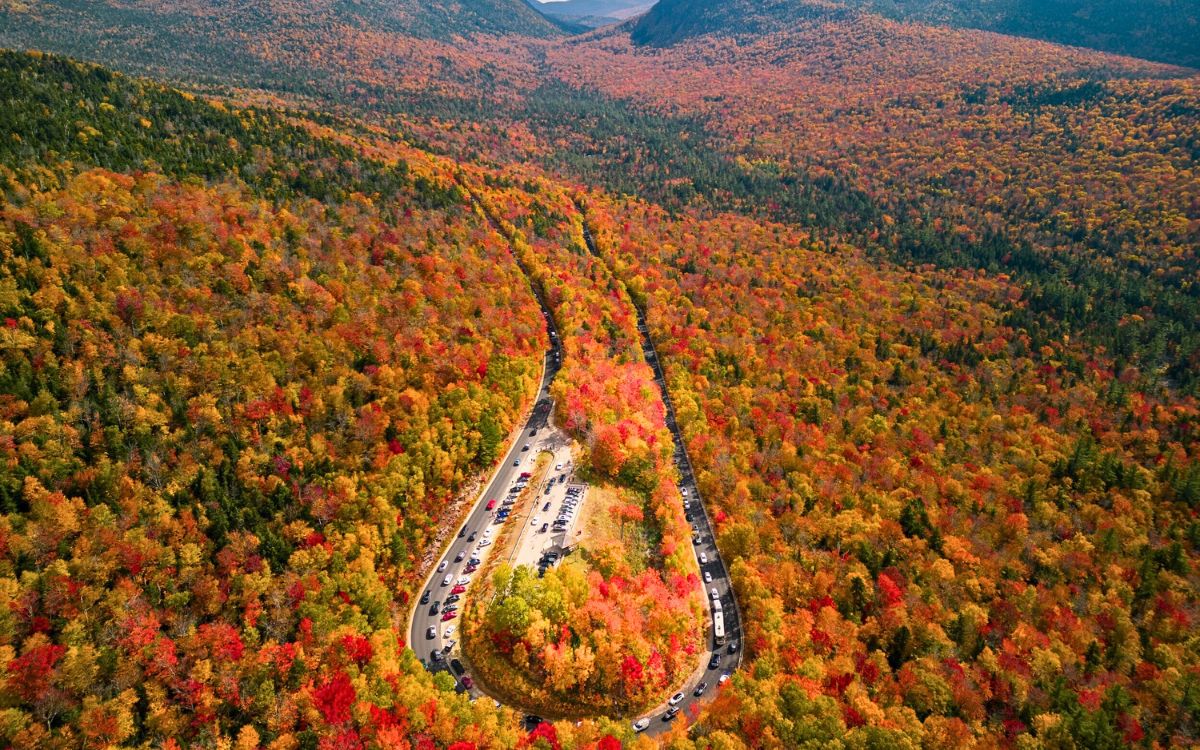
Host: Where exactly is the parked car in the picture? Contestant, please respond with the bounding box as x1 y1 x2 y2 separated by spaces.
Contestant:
477 539 490 548
543 502 551 511
468 557 481 566
461 675 474 689
445 594 460 604
632 718 650 733
450 584 466 595
668 692 685 706
710 588 720 600
458 527 466 538
554 463 562 471
540 523 549 533
522 444 530 452
662 706 679 721
728 640 739 654
719 673 730 685
430 650 444 663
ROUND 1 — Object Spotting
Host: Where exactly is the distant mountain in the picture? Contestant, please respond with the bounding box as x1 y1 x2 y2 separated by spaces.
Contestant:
0 0 562 94
536 0 655 27
631 0 1200 68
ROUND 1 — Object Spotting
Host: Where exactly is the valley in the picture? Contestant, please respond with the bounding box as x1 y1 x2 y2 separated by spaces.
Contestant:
0 0 1197 748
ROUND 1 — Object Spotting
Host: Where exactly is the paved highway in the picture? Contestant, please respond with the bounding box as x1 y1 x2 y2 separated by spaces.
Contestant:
412 191 743 737
578 219 744 737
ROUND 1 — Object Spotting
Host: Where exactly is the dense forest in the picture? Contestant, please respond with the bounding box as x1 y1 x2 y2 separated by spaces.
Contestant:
0 0 1198 746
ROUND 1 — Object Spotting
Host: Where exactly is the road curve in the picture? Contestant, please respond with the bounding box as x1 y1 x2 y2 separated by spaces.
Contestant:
406 193 563 692
577 217 745 737
409 188 742 738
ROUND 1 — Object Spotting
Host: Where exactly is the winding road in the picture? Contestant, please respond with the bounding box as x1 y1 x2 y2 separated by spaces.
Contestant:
406 193 742 739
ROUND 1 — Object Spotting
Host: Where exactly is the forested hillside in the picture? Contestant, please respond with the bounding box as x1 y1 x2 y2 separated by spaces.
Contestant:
631 0 1200 68
1 0 1198 745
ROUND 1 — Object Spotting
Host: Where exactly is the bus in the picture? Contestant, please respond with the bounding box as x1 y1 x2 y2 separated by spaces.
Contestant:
713 611 726 646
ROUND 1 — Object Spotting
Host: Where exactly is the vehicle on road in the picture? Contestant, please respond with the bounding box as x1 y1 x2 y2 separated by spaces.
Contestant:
468 557 480 566
682 488 688 496
426 626 436 639
437 560 448 572
522 444 530 451
693 534 701 545
464 564 478 573
699 552 708 564
703 571 712 583
540 523 549 533
420 590 430 604
458 527 466 538
632 718 650 732
461 676 474 689
668 691 685 706
544 486 552 495
543 502 551 511
513 459 520 467
662 706 679 721
468 532 477 542
441 575 452 586
455 551 465 562
486 499 497 511
694 681 708 697
710 587 720 600
430 601 441 615
728 640 739 653
709 653 721 670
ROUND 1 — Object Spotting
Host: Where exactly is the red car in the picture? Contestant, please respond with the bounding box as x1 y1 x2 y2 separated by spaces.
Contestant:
441 611 457 622
519 472 531 479
461 676 474 689
485 499 497 511
450 584 467 595
464 564 478 574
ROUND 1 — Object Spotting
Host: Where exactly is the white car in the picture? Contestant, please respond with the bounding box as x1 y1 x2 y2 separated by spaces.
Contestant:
668 691 685 706
443 624 456 639
482 527 493 537
442 574 452 586
710 588 720 600
555 463 562 471
457 576 471 586
632 718 650 733
718 673 730 685
478 539 491 548
703 571 712 583
699 552 708 564
681 488 688 496
531 516 540 527
437 560 448 572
